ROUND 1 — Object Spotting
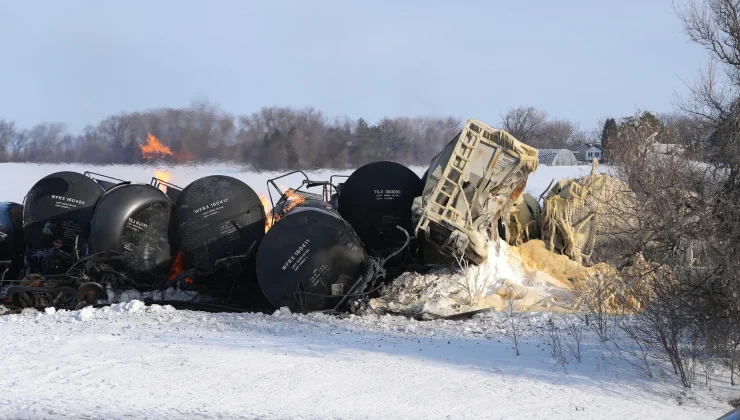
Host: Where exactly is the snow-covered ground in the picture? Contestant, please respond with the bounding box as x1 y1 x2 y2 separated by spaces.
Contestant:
0 303 735 419
1 162 734 419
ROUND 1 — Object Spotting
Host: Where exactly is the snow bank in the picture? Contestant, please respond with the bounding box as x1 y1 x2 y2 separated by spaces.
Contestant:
0 301 734 419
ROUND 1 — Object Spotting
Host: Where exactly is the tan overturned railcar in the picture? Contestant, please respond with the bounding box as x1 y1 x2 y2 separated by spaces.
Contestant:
540 161 638 265
412 119 539 264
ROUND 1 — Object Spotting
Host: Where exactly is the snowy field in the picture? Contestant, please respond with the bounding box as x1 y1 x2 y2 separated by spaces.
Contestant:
0 162 735 419
0 303 735 419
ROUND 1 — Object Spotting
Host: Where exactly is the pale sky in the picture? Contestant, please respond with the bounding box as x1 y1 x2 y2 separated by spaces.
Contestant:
0 0 708 133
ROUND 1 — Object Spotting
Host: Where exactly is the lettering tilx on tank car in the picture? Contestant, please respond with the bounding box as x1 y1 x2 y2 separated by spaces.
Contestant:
125 217 149 233
373 189 402 200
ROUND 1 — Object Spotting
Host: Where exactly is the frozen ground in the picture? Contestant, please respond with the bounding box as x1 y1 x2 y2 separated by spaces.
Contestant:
0 303 735 419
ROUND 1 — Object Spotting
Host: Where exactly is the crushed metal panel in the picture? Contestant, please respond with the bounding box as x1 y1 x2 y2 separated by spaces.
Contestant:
540 161 638 265
506 192 541 246
412 119 539 264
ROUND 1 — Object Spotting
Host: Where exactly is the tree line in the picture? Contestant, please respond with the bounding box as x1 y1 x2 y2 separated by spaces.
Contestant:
0 99 712 170
0 104 457 170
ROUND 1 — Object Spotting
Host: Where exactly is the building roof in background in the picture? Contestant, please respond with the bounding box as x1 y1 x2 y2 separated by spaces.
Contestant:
538 149 578 165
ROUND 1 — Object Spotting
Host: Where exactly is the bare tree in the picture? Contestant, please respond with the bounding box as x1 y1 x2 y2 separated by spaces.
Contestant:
452 251 486 306
10 129 28 160
657 111 714 154
500 106 548 143
548 317 569 372
504 287 529 356
500 106 587 149
26 122 66 162
565 317 584 363
583 103 740 388
0 120 15 161
539 119 587 149
575 270 617 342
675 0 740 121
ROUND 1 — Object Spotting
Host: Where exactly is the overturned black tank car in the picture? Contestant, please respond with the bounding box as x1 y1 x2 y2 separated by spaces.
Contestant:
168 175 268 307
0 202 24 281
334 161 422 259
257 187 369 312
85 182 174 285
21 171 106 276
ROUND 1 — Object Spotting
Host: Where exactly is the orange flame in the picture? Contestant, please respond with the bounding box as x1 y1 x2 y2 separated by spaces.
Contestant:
154 169 171 194
259 194 271 211
169 251 193 284
139 133 173 160
264 189 306 233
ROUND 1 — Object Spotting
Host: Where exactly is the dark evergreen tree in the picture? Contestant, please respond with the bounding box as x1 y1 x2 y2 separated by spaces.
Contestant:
600 118 618 163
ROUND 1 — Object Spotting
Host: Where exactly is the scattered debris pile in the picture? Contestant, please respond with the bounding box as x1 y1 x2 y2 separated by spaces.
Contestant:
369 239 593 319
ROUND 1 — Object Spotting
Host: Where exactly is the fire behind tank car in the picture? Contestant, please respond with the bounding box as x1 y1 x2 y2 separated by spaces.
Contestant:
256 173 378 313
170 174 268 308
333 161 423 265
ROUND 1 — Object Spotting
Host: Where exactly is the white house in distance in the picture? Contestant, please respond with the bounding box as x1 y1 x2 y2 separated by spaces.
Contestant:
575 143 603 162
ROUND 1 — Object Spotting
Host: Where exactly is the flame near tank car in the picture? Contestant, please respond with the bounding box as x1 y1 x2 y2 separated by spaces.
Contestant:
255 172 374 312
